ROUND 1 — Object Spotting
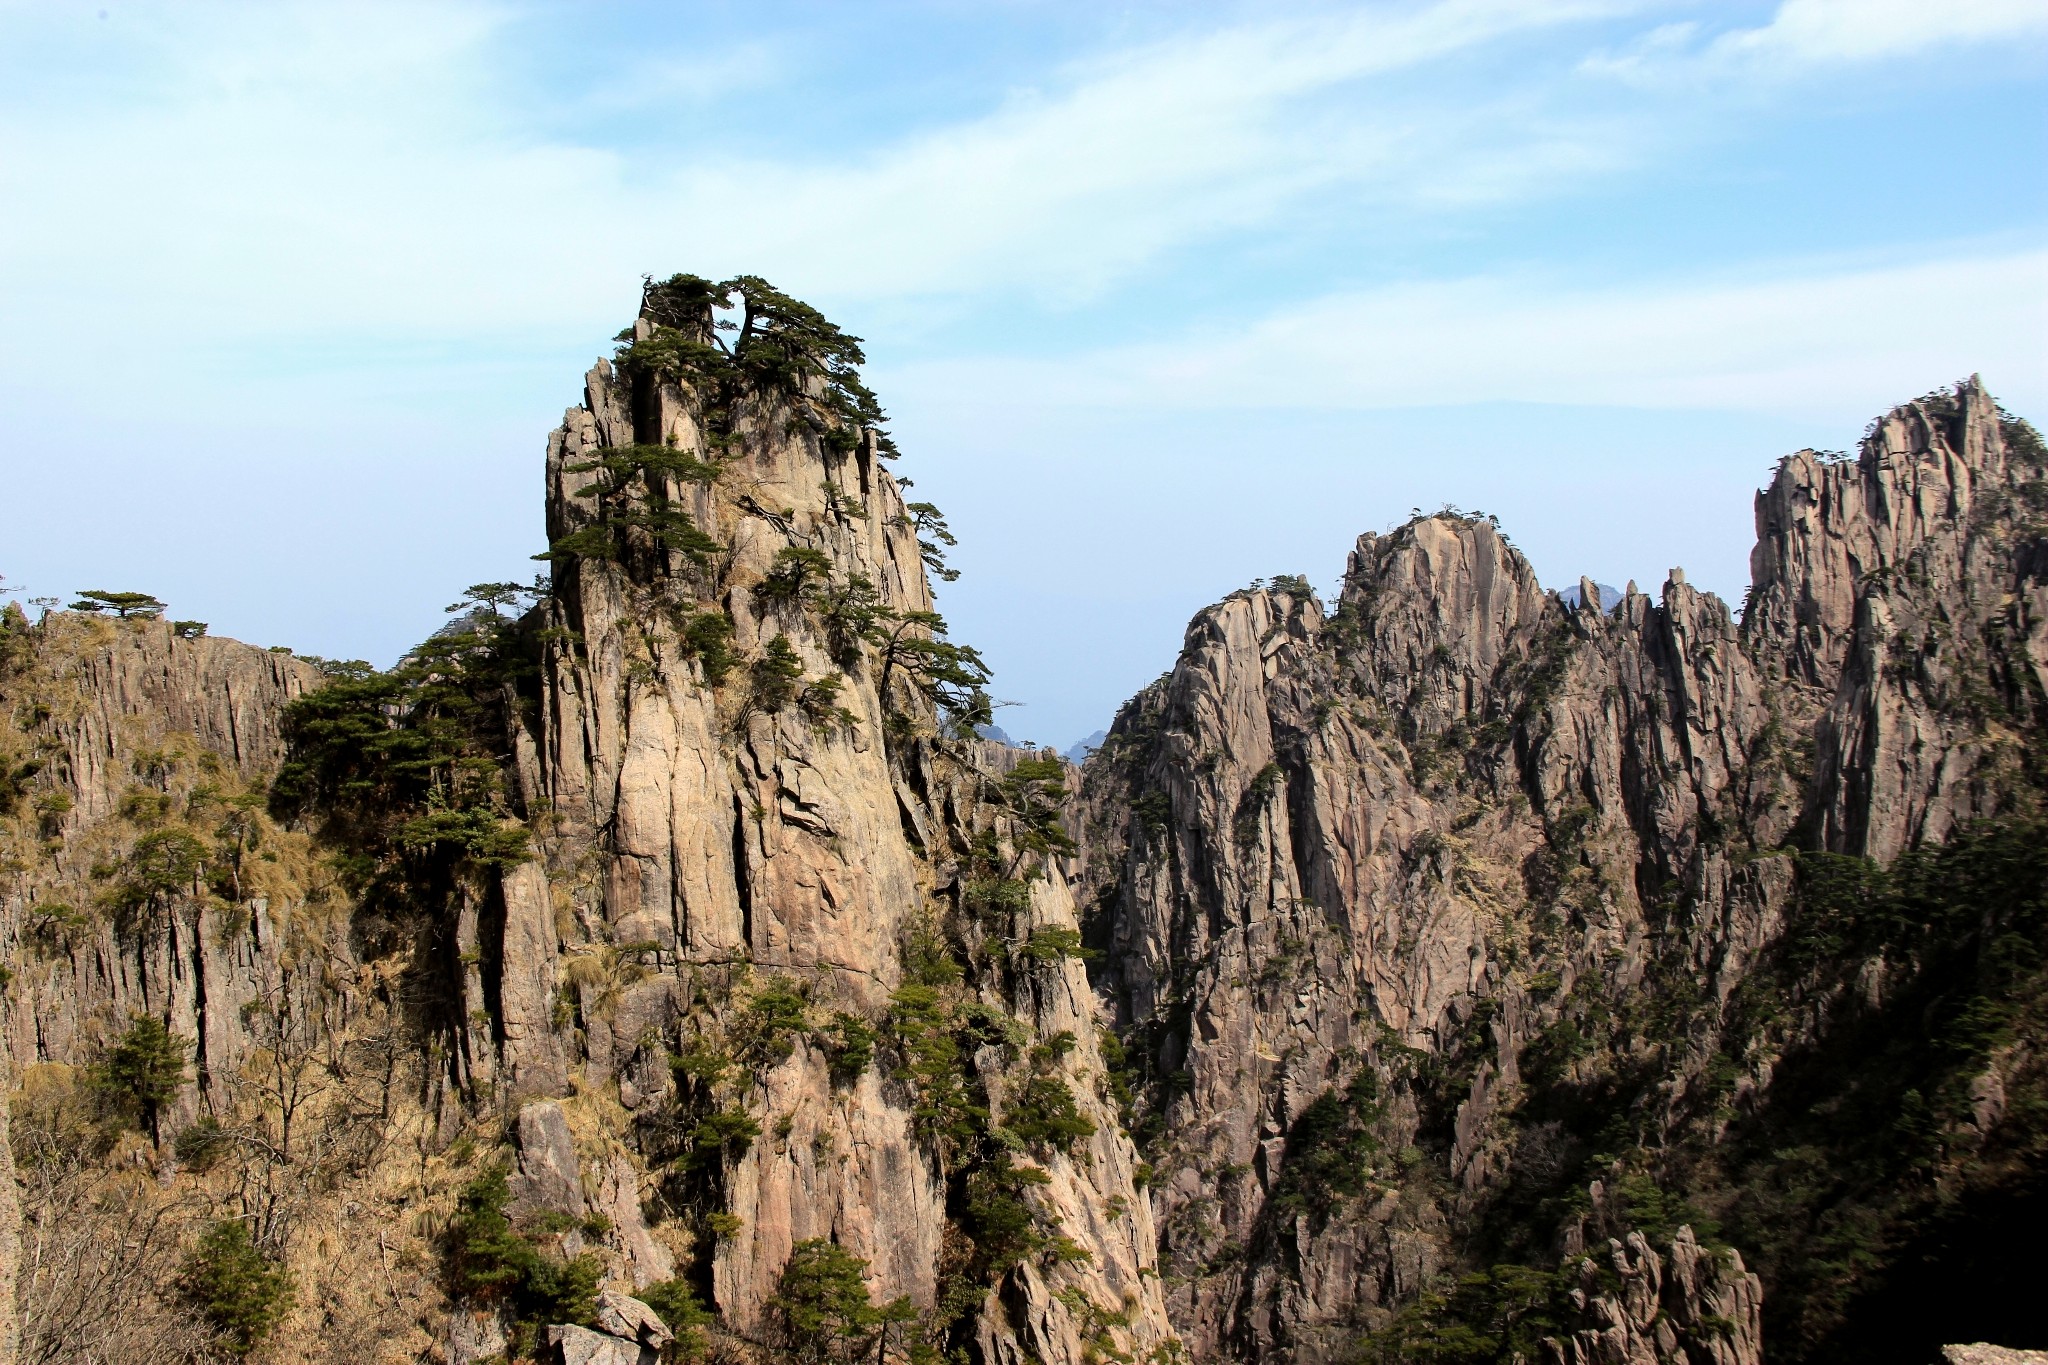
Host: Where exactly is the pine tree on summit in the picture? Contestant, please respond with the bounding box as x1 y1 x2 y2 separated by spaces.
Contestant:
70 589 166 619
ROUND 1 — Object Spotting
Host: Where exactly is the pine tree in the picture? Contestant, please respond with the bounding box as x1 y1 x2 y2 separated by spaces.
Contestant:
95 1013 189 1139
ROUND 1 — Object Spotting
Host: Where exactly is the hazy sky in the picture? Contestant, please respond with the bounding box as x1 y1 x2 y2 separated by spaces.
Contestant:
2 1 2044 746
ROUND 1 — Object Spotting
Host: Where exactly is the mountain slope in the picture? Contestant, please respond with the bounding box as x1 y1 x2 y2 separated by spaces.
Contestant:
0 277 1169 1365
1074 378 2048 1364
2 284 2042 1365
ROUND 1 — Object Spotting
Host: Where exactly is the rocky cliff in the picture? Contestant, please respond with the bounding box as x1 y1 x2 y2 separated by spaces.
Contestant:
0 276 1169 1365
1075 377 2048 1365
2 288 2042 1365
492 281 1169 1363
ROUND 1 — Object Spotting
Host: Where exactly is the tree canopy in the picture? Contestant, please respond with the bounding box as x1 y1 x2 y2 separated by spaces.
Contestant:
618 273 900 461
70 589 166 619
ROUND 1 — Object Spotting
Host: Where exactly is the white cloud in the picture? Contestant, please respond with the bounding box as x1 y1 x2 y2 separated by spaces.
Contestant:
1586 0 2048 79
662 3 1644 299
1717 0 2048 64
0 0 1640 367
885 248 2048 421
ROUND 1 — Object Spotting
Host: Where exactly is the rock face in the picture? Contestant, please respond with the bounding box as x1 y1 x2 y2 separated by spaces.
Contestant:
479 290 1170 1361
1544 1227 1762 1365
1076 377 2048 1363
0 617 329 1114
548 1321 652 1365
1943 1348 2048 1365
1 289 2040 1365
0 282 1170 1365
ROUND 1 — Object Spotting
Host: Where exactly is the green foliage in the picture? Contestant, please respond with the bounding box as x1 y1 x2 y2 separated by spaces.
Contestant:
172 619 208 639
271 593 538 937
876 610 992 732
818 573 884 663
621 274 901 464
758 546 834 609
1511 617 1581 725
1708 816 2048 1357
822 1012 877 1085
102 826 208 934
998 757 1076 864
569 442 723 492
444 1166 536 1298
1096 1027 1137 1126
962 1154 1052 1276
1131 791 1172 836
640 1277 717 1361
543 441 726 570
1234 762 1283 845
905 501 960 582
680 610 738 683
902 919 964 988
92 1013 188 1137
181 1219 296 1355
752 635 807 713
69 589 165 619
768 1239 917 1365
442 1166 602 1340
0 597 27 652
797 670 858 731
1354 1264 1564 1365
175 1116 230 1172
1270 1073 1384 1222
887 984 981 1153
737 635 858 730
0 754 42 817
1029 1030 1077 1068
962 875 1031 922
2001 412 2047 469
1004 1075 1096 1154
21 897 89 956
735 980 812 1068
688 1105 762 1170
672 1039 737 1090
1015 926 1094 965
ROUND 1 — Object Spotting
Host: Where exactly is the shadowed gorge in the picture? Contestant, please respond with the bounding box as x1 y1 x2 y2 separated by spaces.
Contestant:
0 281 2042 1365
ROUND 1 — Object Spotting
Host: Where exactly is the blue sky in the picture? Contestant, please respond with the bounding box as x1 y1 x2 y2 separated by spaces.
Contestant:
1 0 2043 747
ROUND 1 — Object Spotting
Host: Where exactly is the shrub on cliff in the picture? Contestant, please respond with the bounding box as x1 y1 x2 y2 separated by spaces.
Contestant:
271 587 540 929
622 273 901 461
180 1219 295 1355
767 1239 916 1365
92 1012 189 1139
443 1165 602 1348
640 1276 717 1361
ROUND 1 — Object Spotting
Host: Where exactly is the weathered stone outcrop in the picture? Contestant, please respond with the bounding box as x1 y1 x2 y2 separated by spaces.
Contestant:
1943 1347 2048 1365
0 617 331 1114
3 294 2039 1365
0 284 1172 1364
475 294 1170 1362
1749 380 2048 861
1544 1227 1762 1365
543 1289 674 1365
1077 377 2048 1364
